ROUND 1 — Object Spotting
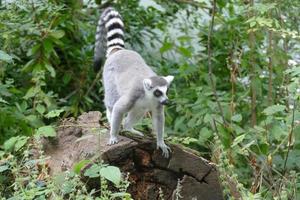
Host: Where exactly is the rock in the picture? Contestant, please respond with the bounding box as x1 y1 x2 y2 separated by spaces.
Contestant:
43 111 224 200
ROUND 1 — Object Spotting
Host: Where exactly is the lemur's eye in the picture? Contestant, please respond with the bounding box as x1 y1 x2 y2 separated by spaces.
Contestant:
153 89 163 97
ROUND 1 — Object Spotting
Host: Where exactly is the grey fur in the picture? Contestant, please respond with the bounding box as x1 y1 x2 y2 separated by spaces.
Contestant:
98 9 174 158
103 50 154 110
149 76 168 87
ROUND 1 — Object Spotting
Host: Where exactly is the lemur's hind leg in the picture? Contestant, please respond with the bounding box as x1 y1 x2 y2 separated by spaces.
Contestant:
124 108 145 136
108 97 131 145
106 107 112 125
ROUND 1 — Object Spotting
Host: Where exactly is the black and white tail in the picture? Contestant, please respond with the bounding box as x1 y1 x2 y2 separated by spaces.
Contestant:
94 7 125 71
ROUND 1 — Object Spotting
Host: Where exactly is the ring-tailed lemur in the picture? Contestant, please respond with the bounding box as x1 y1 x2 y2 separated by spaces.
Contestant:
94 7 174 158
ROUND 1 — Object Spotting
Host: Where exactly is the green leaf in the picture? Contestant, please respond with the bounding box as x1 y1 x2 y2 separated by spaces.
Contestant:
0 50 13 63
160 42 173 53
44 63 56 77
263 105 286 115
84 164 101 178
177 46 192 58
45 109 64 118
27 44 41 57
270 125 286 141
14 136 29 151
232 134 246 147
199 127 212 144
100 166 121 186
50 30 65 39
182 137 198 145
36 125 56 137
0 97 8 104
3 137 18 152
43 38 54 55
111 192 131 198
73 160 91 174
36 104 46 115
0 165 9 173
23 87 39 100
63 74 72 84
62 181 75 195
253 125 266 133
231 114 242 122
250 21 256 28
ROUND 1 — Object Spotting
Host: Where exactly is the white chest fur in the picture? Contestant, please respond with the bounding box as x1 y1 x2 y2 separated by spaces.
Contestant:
134 95 157 111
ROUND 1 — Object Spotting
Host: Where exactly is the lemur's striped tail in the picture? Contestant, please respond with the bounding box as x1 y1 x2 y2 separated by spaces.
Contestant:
94 7 125 71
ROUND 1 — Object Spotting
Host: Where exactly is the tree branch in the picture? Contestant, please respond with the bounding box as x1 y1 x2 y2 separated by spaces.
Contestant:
207 0 227 126
249 0 257 127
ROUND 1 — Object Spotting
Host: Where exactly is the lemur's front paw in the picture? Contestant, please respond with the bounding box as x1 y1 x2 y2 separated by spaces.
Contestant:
108 136 119 145
157 142 171 158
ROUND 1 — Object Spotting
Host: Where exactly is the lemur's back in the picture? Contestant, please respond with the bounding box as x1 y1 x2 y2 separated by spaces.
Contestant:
94 7 156 105
103 49 156 96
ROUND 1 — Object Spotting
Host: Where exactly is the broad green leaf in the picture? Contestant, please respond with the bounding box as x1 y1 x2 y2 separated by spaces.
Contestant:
73 160 91 174
0 97 8 104
0 50 13 63
36 104 46 115
45 109 64 118
199 127 212 144
3 137 18 152
84 164 101 178
260 143 269 155
27 44 41 57
203 113 213 124
63 74 72 84
14 136 29 151
177 46 192 58
111 192 131 198
0 165 9 172
160 42 173 53
263 105 286 115
100 166 121 186
36 125 56 137
44 63 56 77
23 87 39 100
270 125 286 141
231 114 242 122
62 181 75 195
253 125 266 133
232 134 246 147
43 38 54 55
53 173 66 187
50 30 65 39
26 114 44 128
182 137 198 145
250 21 256 27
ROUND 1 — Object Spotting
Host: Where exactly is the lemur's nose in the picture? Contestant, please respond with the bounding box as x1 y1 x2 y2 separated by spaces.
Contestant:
160 99 169 105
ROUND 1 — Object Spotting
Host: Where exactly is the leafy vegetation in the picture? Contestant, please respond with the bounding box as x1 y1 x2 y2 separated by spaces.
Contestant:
0 0 299 199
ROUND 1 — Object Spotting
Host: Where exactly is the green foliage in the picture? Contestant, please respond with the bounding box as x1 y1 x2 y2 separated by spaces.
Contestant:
0 0 300 199
35 125 56 137
0 0 98 143
3 136 28 152
84 164 122 186
0 142 132 199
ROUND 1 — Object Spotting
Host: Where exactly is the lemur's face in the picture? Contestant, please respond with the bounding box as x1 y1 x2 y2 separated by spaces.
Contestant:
143 75 174 105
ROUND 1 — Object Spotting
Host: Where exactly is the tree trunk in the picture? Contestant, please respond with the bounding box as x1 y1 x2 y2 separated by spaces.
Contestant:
42 111 224 200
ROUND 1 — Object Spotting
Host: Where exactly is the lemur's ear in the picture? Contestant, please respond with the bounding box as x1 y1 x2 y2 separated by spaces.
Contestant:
143 78 153 90
164 75 174 85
